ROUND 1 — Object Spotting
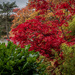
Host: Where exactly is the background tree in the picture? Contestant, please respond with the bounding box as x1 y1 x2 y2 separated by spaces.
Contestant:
0 1 17 39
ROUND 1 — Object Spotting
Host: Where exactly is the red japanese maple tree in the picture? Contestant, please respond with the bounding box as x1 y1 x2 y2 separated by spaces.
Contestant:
10 0 75 60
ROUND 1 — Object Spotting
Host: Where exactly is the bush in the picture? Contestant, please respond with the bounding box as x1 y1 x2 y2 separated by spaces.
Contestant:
68 15 75 36
0 41 46 75
49 44 75 75
60 44 75 75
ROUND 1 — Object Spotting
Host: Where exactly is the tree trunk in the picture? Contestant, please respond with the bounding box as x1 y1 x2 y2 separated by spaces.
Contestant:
6 13 9 39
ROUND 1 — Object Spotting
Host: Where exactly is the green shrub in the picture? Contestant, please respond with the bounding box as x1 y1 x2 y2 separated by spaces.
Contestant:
0 41 46 75
68 15 75 36
36 55 52 75
50 44 75 75
60 44 75 75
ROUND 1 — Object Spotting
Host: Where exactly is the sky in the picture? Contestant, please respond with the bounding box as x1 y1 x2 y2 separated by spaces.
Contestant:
0 0 28 9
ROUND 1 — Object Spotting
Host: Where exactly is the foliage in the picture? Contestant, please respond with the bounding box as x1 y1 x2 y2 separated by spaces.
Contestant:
60 44 75 75
68 15 75 36
48 44 75 75
0 41 46 75
9 6 34 37
10 0 71 37
10 0 75 60
0 1 17 13
36 55 53 75
8 0 75 74
10 6 33 29
10 16 64 59
36 43 75 75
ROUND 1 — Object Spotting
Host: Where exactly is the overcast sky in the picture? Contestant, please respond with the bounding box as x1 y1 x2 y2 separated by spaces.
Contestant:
0 0 28 9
